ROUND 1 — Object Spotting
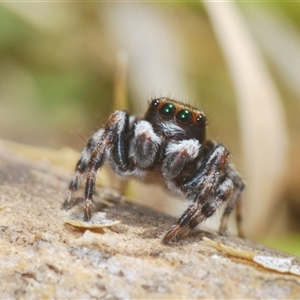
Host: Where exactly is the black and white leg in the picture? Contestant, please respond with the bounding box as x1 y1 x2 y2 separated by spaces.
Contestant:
64 110 130 217
187 177 234 232
162 142 232 243
65 110 164 219
64 128 105 209
81 113 163 220
218 164 245 237
83 110 131 220
162 139 201 180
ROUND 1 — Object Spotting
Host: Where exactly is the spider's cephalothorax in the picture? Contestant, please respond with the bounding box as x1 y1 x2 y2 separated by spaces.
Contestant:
66 97 245 243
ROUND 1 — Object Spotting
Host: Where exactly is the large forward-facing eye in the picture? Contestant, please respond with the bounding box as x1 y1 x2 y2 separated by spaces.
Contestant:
159 103 176 119
176 109 192 125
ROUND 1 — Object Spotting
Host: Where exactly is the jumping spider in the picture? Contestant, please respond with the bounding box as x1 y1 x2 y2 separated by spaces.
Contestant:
66 97 244 243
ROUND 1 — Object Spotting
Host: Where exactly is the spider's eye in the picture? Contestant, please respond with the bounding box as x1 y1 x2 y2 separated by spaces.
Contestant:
159 103 176 118
196 114 206 126
176 109 192 125
152 99 160 107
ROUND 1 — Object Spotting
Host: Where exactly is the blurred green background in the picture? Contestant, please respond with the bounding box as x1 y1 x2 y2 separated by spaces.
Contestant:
1 2 300 256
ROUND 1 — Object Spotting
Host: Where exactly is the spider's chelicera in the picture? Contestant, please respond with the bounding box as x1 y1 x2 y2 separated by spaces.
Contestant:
65 97 244 243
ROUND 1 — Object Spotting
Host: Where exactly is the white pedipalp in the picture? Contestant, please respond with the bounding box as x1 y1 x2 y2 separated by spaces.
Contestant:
165 139 201 159
134 120 162 145
160 122 186 137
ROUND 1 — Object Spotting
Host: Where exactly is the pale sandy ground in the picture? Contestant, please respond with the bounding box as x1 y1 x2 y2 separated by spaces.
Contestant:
0 139 299 299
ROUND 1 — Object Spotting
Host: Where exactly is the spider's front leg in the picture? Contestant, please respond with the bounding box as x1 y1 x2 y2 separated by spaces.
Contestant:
83 110 132 220
65 110 131 220
64 128 104 209
163 142 235 243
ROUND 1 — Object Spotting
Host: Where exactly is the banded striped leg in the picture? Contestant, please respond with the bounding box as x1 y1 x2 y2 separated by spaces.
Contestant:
64 110 130 218
218 165 245 237
64 128 104 209
83 110 129 220
187 177 234 233
162 167 222 243
163 143 231 243
218 189 244 237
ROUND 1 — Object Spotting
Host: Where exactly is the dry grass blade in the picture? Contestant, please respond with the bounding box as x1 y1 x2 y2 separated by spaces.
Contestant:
114 50 128 111
204 2 288 239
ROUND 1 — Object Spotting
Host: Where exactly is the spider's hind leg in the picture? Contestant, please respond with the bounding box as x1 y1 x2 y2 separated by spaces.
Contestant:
218 164 245 237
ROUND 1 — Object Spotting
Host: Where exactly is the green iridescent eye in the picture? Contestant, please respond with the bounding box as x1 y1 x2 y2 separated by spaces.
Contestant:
159 103 176 118
176 109 192 125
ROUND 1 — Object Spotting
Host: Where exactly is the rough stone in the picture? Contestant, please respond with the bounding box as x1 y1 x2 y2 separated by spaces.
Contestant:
0 139 299 299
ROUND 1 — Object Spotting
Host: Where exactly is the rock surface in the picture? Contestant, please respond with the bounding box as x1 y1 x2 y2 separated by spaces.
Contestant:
0 139 299 299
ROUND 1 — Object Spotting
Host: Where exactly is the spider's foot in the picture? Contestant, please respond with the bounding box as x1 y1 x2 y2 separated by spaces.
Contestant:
237 227 245 239
62 199 72 210
162 225 189 244
62 190 76 210
84 211 91 222
84 199 94 221
218 220 228 236
62 197 84 211
162 226 178 244
218 228 228 237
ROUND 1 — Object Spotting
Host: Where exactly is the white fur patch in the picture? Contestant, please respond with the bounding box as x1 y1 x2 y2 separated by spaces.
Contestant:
129 115 140 129
165 139 201 159
80 148 90 165
80 128 105 164
134 121 162 145
118 168 146 178
111 111 127 135
217 178 233 198
160 122 185 136
91 128 105 142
